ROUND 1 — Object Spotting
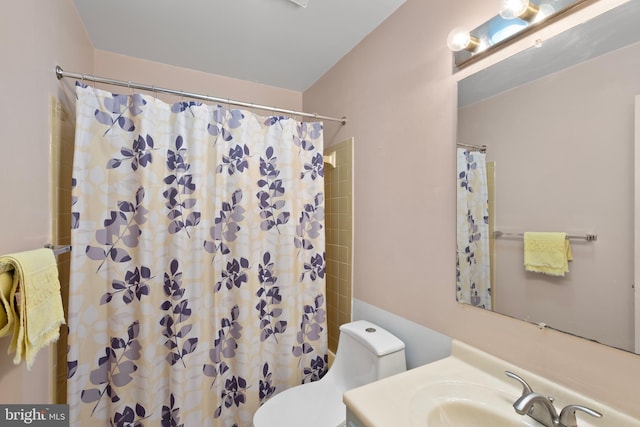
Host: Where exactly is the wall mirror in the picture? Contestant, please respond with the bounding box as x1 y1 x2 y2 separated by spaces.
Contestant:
456 0 640 354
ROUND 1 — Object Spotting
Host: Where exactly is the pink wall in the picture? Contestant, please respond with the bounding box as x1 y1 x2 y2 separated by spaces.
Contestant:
304 0 640 418
0 0 93 403
93 50 302 112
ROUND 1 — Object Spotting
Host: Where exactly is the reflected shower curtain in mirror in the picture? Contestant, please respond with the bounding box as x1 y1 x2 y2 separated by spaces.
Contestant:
456 148 491 310
67 83 327 426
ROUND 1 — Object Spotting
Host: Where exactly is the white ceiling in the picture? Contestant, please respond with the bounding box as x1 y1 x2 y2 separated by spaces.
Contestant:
73 0 406 92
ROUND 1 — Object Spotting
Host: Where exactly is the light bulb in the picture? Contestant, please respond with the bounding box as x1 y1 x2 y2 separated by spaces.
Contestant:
534 3 555 22
500 0 539 22
446 27 480 52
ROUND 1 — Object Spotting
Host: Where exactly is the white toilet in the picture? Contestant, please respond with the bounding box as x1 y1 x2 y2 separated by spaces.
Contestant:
252 320 406 427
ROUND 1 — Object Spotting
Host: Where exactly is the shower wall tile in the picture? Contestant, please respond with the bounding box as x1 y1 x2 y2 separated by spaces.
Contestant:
50 97 74 404
325 139 353 354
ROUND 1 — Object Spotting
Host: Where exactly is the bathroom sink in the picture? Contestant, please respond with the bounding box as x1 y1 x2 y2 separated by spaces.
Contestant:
427 401 526 426
344 340 639 427
409 381 539 427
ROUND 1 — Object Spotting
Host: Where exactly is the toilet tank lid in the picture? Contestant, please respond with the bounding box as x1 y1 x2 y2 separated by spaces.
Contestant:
339 320 405 356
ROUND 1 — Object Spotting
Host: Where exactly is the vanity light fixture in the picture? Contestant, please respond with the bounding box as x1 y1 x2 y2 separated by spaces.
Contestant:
447 0 594 70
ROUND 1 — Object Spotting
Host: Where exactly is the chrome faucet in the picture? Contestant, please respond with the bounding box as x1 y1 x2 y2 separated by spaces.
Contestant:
513 391 559 427
505 371 603 427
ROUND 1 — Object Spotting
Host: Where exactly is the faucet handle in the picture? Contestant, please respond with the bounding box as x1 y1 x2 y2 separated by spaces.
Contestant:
558 404 603 427
505 371 534 396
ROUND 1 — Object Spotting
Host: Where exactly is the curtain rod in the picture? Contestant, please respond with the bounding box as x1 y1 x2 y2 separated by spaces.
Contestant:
457 142 486 153
55 66 347 125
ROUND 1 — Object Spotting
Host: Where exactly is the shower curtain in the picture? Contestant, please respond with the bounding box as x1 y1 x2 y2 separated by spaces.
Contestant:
456 148 491 310
67 83 327 427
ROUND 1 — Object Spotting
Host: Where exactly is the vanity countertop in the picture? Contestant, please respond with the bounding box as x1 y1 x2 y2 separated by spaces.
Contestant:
343 339 640 427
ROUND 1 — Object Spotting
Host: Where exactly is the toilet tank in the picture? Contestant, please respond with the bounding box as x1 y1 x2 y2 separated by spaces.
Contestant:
330 320 406 390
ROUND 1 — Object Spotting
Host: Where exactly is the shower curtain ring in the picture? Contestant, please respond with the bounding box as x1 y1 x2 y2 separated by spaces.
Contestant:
91 74 96 88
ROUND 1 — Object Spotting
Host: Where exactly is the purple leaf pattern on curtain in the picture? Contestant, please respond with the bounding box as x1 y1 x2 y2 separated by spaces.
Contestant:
94 92 147 136
258 362 276 403
292 294 327 383
85 187 148 272
160 259 198 367
100 265 154 305
215 257 250 292
163 135 201 237
80 321 142 415
204 189 244 262
112 404 148 427
216 144 250 175
202 305 246 419
294 193 324 253
69 84 327 426
256 252 287 342
456 148 491 309
161 393 184 427
171 101 203 116
293 122 322 152
71 177 80 229
301 152 324 180
257 146 290 233
107 134 155 171
207 105 245 143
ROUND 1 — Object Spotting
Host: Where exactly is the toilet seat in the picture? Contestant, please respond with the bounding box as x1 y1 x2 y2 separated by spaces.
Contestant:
253 378 345 427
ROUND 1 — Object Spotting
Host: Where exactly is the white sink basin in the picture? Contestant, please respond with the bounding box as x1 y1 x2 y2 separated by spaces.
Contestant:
427 401 524 426
409 381 538 427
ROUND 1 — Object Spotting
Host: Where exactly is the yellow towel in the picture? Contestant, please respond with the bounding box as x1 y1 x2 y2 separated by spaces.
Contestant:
524 232 573 277
0 248 65 369
0 271 16 336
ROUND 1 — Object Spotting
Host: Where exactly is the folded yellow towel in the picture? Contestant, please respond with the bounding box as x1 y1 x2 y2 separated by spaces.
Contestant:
0 271 16 337
0 248 65 369
524 232 573 277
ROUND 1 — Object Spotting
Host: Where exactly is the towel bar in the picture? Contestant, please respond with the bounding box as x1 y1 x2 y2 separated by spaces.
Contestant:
43 244 73 257
493 231 597 242
0 244 73 273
